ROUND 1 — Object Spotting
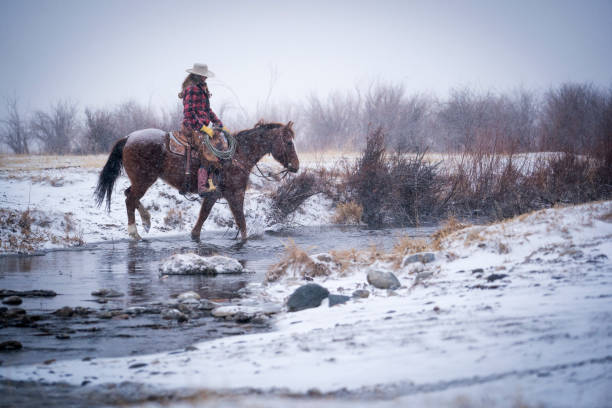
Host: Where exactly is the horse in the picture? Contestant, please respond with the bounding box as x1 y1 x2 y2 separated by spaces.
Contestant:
94 121 299 241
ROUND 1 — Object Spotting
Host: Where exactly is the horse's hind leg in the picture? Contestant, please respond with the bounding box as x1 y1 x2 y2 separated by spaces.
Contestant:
125 182 154 240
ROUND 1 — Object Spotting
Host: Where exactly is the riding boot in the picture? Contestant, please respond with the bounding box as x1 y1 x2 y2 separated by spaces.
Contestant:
198 166 216 196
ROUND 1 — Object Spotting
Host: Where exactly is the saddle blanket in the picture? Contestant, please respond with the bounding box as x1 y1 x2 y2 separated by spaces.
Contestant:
168 131 199 158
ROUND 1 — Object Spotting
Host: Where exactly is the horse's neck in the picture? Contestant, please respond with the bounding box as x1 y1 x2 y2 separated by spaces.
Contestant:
236 133 269 170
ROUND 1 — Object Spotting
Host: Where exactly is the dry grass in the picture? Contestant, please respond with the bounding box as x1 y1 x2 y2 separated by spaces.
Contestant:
332 201 363 224
266 239 333 282
1 208 83 252
163 208 184 228
0 154 107 170
431 216 471 250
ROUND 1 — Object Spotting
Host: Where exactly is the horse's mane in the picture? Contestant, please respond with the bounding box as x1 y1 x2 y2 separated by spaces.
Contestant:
235 121 284 140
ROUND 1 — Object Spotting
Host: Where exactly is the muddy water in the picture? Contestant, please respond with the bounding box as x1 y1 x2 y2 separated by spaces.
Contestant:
0 225 435 367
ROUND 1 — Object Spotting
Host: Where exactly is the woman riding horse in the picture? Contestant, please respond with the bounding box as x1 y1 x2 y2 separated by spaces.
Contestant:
179 63 230 195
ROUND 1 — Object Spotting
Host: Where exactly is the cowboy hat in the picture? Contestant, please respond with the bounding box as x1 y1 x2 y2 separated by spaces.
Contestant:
186 63 215 78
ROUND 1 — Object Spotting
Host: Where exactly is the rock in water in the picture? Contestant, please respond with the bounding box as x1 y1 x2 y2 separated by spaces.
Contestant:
367 270 401 290
91 288 124 298
2 296 22 305
0 340 23 351
159 253 243 275
287 283 330 312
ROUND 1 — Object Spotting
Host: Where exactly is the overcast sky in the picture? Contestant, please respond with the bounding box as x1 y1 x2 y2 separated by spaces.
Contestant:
1 0 611 117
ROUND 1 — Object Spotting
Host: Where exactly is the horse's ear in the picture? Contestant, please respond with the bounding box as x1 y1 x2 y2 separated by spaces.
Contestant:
256 119 265 128
286 121 294 130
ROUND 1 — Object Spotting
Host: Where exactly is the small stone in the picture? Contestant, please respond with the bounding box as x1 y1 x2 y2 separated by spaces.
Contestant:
178 298 200 307
2 296 22 306
177 291 201 302
162 309 187 321
56 333 71 340
197 300 217 310
129 362 148 369
5 308 26 319
287 283 330 312
486 273 508 282
352 289 370 298
367 270 401 290
233 311 252 323
44 359 56 365
185 346 199 351
471 268 484 274
53 306 74 317
402 252 436 266
0 340 22 351
415 271 434 282
328 294 350 307
125 307 146 315
91 288 124 298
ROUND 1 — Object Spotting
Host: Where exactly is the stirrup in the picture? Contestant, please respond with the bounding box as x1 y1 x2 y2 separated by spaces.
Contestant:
207 178 216 192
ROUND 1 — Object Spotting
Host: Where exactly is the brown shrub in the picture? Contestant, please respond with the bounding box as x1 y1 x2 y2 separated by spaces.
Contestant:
431 216 471 250
164 208 184 228
332 201 363 224
266 239 332 282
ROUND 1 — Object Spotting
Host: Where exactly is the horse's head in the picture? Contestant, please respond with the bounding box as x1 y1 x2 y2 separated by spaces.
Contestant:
269 121 299 173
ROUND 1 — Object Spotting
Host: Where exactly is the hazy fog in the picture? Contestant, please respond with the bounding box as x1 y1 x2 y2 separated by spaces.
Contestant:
1 0 611 114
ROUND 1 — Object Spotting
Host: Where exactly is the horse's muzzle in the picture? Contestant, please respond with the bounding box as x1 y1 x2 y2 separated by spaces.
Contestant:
287 164 299 173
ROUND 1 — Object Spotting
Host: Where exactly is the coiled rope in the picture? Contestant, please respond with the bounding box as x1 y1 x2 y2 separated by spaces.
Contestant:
203 128 237 160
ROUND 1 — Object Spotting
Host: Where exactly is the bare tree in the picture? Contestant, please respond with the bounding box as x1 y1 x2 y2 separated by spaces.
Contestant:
31 101 79 154
540 83 607 152
0 96 30 154
83 107 119 153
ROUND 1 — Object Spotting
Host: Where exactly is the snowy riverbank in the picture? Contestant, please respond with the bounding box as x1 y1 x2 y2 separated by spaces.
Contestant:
2 200 611 407
0 155 333 253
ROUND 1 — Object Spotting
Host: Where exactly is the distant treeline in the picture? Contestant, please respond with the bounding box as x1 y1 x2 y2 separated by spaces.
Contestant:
1 82 610 155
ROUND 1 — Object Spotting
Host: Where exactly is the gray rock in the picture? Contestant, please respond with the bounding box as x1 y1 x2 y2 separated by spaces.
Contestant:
91 288 124 298
415 271 434 282
162 309 187 322
402 252 436 266
486 273 508 282
125 307 147 315
53 306 74 317
367 270 401 290
352 289 370 298
2 296 22 306
287 283 330 312
177 291 200 302
0 340 22 351
197 300 217 311
328 294 350 307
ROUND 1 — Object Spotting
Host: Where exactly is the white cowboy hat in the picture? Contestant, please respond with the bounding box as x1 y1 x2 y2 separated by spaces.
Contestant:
186 63 215 78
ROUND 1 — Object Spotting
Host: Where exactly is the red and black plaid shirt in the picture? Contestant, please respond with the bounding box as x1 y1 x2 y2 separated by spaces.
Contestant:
182 84 222 130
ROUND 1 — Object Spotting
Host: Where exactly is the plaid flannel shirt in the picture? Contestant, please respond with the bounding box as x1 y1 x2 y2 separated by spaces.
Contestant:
182 84 223 130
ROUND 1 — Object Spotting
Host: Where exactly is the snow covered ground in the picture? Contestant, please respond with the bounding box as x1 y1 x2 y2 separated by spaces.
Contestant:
2 174 611 408
0 154 333 253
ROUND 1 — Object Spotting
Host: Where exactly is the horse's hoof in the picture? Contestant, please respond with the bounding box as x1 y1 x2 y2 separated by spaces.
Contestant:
143 222 150 233
128 224 142 241
190 231 200 242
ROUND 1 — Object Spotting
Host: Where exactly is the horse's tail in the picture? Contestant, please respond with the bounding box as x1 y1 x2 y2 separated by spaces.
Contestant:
95 137 128 212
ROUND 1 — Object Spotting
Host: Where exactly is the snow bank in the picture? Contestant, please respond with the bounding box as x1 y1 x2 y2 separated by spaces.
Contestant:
2 201 611 407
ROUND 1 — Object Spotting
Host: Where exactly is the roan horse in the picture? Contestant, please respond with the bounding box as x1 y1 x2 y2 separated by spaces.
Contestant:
95 121 299 241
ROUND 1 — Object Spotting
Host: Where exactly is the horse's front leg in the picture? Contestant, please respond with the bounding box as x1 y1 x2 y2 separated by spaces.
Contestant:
191 196 217 241
226 191 247 241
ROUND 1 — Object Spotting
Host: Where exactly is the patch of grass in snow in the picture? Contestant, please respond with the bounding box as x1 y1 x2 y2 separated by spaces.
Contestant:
0 208 83 253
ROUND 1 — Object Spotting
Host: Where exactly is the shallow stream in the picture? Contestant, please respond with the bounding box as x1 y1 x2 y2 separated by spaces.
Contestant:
0 225 436 367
